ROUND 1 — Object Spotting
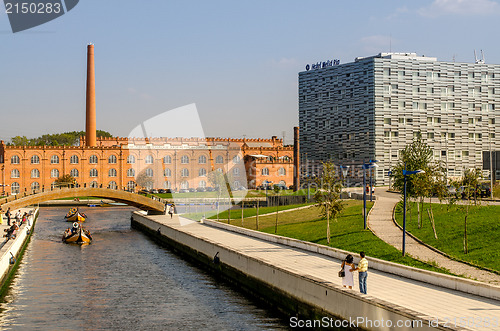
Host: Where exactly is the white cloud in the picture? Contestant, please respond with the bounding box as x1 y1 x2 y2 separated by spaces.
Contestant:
418 0 500 17
270 57 299 69
360 35 393 54
385 6 409 20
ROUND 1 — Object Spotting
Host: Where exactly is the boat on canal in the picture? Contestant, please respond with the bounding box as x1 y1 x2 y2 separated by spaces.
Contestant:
62 222 92 244
65 208 87 222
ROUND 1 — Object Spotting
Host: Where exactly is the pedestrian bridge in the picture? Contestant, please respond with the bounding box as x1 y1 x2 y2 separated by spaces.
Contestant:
0 187 166 214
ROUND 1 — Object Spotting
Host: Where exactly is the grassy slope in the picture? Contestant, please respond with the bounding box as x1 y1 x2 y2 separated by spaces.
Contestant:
394 201 500 273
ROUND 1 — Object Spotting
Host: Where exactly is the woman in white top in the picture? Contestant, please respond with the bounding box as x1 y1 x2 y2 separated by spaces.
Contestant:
341 254 355 289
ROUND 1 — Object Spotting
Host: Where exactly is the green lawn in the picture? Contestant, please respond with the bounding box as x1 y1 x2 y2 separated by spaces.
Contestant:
208 200 454 274
394 202 500 273
152 188 316 200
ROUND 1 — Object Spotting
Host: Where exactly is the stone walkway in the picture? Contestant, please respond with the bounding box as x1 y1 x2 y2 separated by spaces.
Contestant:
366 189 500 285
149 214 500 330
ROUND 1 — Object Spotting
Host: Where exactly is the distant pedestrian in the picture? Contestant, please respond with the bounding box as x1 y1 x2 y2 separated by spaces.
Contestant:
168 205 174 218
341 254 355 289
15 210 21 224
5 208 11 226
354 251 368 294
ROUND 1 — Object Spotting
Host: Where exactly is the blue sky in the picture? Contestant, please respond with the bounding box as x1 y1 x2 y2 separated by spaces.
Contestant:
1 0 500 144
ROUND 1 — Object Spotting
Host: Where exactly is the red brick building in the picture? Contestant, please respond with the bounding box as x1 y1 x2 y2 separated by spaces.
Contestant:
0 136 295 195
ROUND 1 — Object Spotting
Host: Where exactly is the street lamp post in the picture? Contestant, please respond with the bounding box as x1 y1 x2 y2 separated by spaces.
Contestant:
402 165 425 256
362 160 378 230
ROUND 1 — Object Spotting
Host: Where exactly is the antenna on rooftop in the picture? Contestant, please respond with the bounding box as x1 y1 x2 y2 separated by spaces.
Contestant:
474 49 485 64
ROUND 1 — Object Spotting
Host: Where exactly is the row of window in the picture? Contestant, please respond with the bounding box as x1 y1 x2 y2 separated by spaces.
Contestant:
9 179 250 194
11 154 242 165
12 167 247 179
261 167 287 176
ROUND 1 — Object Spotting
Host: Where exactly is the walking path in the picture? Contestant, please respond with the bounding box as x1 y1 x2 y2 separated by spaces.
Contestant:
366 189 500 285
147 214 500 330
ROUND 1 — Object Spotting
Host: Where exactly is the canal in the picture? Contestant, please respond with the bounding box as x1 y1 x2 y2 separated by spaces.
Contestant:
0 207 289 330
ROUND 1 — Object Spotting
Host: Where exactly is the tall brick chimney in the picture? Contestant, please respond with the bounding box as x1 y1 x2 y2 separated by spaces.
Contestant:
85 44 96 147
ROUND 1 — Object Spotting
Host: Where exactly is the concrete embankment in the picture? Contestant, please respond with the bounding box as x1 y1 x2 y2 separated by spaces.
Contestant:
131 212 470 331
0 207 38 294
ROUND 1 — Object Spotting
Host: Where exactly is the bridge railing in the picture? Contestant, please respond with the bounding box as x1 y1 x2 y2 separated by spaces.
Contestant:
1 183 169 207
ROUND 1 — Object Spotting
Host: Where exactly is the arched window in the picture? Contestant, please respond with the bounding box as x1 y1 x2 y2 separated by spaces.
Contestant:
31 182 40 191
181 181 189 189
233 168 240 176
198 155 207 164
10 169 20 178
279 180 286 186
198 168 207 177
198 180 206 188
108 155 117 164
70 155 79 164
216 168 223 173
31 169 40 178
127 155 136 164
145 181 154 190
164 181 171 189
127 168 135 177
90 181 98 188
70 169 79 177
278 167 286 176
50 155 60 164
163 155 172 164
90 168 98 177
108 181 117 189
31 155 40 164
126 181 136 191
262 168 269 176
10 155 20 164
145 168 154 177
145 155 154 164
181 168 189 177
215 155 224 164
233 155 241 164
89 155 98 164
51 169 59 178
181 155 189 164
233 181 241 188
164 168 171 177
109 168 117 177
11 182 20 194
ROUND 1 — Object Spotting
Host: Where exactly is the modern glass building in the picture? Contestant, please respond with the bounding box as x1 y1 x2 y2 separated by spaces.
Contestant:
299 52 499 185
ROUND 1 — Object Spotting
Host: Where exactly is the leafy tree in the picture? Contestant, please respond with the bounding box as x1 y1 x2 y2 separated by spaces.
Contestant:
392 138 436 226
54 174 77 188
8 130 113 146
313 161 344 244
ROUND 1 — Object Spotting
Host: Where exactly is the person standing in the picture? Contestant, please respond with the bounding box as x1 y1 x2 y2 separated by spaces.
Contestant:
341 254 355 289
5 208 11 226
168 205 174 218
15 210 21 224
354 251 368 294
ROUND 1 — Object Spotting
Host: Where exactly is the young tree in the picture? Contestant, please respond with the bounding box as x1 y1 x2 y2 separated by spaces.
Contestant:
459 168 482 254
313 161 344 244
392 138 434 226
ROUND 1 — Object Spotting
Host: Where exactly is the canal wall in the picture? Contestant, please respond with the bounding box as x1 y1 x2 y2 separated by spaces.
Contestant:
131 212 451 331
0 207 38 295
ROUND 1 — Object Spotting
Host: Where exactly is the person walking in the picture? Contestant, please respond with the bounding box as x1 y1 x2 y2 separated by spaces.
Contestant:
168 205 174 218
341 254 355 289
5 208 11 226
354 251 368 294
15 210 21 224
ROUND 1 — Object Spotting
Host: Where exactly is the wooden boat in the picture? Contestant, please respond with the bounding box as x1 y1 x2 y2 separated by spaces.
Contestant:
65 208 87 222
62 222 92 244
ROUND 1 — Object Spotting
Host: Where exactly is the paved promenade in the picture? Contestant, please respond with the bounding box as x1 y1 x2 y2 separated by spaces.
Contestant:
147 213 500 330
366 189 500 285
